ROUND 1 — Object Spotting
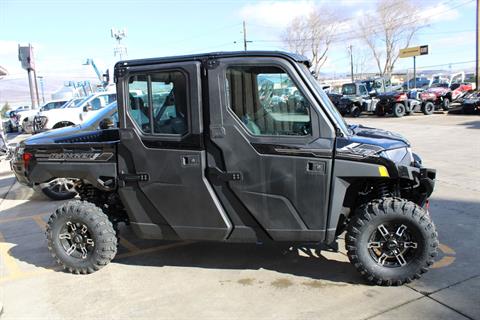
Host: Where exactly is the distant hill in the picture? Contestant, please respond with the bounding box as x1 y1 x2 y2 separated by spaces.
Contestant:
0 72 101 107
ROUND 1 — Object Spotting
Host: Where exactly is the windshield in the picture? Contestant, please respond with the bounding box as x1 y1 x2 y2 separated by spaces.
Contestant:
82 101 118 127
69 95 93 108
299 64 350 136
342 83 356 95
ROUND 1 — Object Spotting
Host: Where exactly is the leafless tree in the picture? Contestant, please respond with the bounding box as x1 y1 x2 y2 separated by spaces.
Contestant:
282 7 339 75
358 0 423 78
353 46 372 79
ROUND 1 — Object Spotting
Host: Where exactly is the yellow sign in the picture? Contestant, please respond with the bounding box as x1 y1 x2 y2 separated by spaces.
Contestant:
399 45 428 58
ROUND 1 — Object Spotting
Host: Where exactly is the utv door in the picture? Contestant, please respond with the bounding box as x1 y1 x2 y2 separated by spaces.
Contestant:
207 57 336 241
116 61 231 240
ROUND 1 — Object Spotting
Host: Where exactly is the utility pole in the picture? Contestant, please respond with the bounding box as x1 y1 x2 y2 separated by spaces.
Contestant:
348 45 354 82
241 21 253 51
243 21 248 51
476 0 479 90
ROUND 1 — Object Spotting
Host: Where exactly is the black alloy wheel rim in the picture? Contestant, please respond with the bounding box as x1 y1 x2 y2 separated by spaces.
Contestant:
367 223 419 268
58 221 95 260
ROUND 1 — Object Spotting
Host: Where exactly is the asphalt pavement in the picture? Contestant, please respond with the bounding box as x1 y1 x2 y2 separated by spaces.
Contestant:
0 113 479 319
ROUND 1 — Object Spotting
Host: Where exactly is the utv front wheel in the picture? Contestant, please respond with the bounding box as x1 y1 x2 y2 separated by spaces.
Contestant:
46 200 118 274
346 198 438 286
393 103 406 117
351 106 361 117
442 98 450 111
422 102 435 115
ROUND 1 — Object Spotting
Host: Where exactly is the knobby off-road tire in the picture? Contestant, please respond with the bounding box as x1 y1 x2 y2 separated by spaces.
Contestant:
393 103 406 118
350 106 361 118
46 200 117 274
442 98 450 111
346 197 438 286
422 102 435 115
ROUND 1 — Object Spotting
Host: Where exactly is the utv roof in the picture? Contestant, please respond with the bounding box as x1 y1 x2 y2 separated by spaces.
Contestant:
114 51 311 69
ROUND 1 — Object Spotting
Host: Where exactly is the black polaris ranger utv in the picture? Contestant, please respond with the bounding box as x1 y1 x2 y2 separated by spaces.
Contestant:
12 51 437 286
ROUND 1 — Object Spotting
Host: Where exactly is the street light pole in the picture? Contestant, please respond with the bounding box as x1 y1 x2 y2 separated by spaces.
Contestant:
38 76 45 104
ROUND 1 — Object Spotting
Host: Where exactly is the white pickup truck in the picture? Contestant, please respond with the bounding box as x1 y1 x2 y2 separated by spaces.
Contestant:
35 91 116 131
19 99 70 133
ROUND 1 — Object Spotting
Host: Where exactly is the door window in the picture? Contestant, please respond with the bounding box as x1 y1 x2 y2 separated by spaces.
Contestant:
359 85 368 96
127 71 188 135
226 66 312 136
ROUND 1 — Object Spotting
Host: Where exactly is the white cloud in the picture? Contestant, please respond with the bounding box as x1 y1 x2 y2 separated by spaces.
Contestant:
418 3 460 23
239 1 315 28
427 31 476 49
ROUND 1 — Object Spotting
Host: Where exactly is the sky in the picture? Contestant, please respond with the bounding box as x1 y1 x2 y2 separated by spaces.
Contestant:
0 0 477 84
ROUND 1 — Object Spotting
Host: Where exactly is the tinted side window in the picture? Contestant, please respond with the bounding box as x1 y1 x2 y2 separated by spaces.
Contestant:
226 66 311 136
127 71 188 135
128 75 150 133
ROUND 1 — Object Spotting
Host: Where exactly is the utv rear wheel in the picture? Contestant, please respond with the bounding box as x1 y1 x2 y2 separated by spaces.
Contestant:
46 200 117 274
422 102 435 115
393 103 406 117
346 198 438 286
41 178 78 200
375 105 385 117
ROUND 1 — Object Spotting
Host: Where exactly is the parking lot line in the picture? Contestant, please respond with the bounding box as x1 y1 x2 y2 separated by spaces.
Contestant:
119 236 141 252
31 215 47 230
0 212 49 225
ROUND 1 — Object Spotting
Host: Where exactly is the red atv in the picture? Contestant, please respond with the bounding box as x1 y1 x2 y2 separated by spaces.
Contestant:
419 82 473 114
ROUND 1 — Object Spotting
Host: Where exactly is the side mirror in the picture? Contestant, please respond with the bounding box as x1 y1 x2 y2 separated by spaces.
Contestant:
99 118 114 130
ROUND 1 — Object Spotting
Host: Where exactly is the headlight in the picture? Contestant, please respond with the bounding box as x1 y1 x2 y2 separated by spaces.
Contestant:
380 147 413 166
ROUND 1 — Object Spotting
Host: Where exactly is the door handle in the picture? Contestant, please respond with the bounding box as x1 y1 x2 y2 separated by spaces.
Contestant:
181 155 200 167
306 161 326 174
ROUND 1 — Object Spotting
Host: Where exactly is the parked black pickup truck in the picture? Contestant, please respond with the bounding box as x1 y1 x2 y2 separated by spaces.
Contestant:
12 51 437 285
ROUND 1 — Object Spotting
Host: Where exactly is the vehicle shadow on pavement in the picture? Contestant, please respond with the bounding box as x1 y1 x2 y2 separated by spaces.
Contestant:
458 120 480 129
5 218 364 285
4 196 480 288
115 239 364 285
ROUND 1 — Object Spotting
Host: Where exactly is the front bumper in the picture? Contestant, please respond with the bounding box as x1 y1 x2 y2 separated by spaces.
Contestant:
397 164 436 207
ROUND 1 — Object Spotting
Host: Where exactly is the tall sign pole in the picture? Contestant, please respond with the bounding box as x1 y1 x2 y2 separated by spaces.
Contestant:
413 56 416 89
399 45 429 89
18 44 39 108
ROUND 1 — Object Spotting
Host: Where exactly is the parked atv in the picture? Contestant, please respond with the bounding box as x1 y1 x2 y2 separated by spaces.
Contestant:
459 91 480 114
12 51 438 286
336 82 377 117
374 92 411 117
